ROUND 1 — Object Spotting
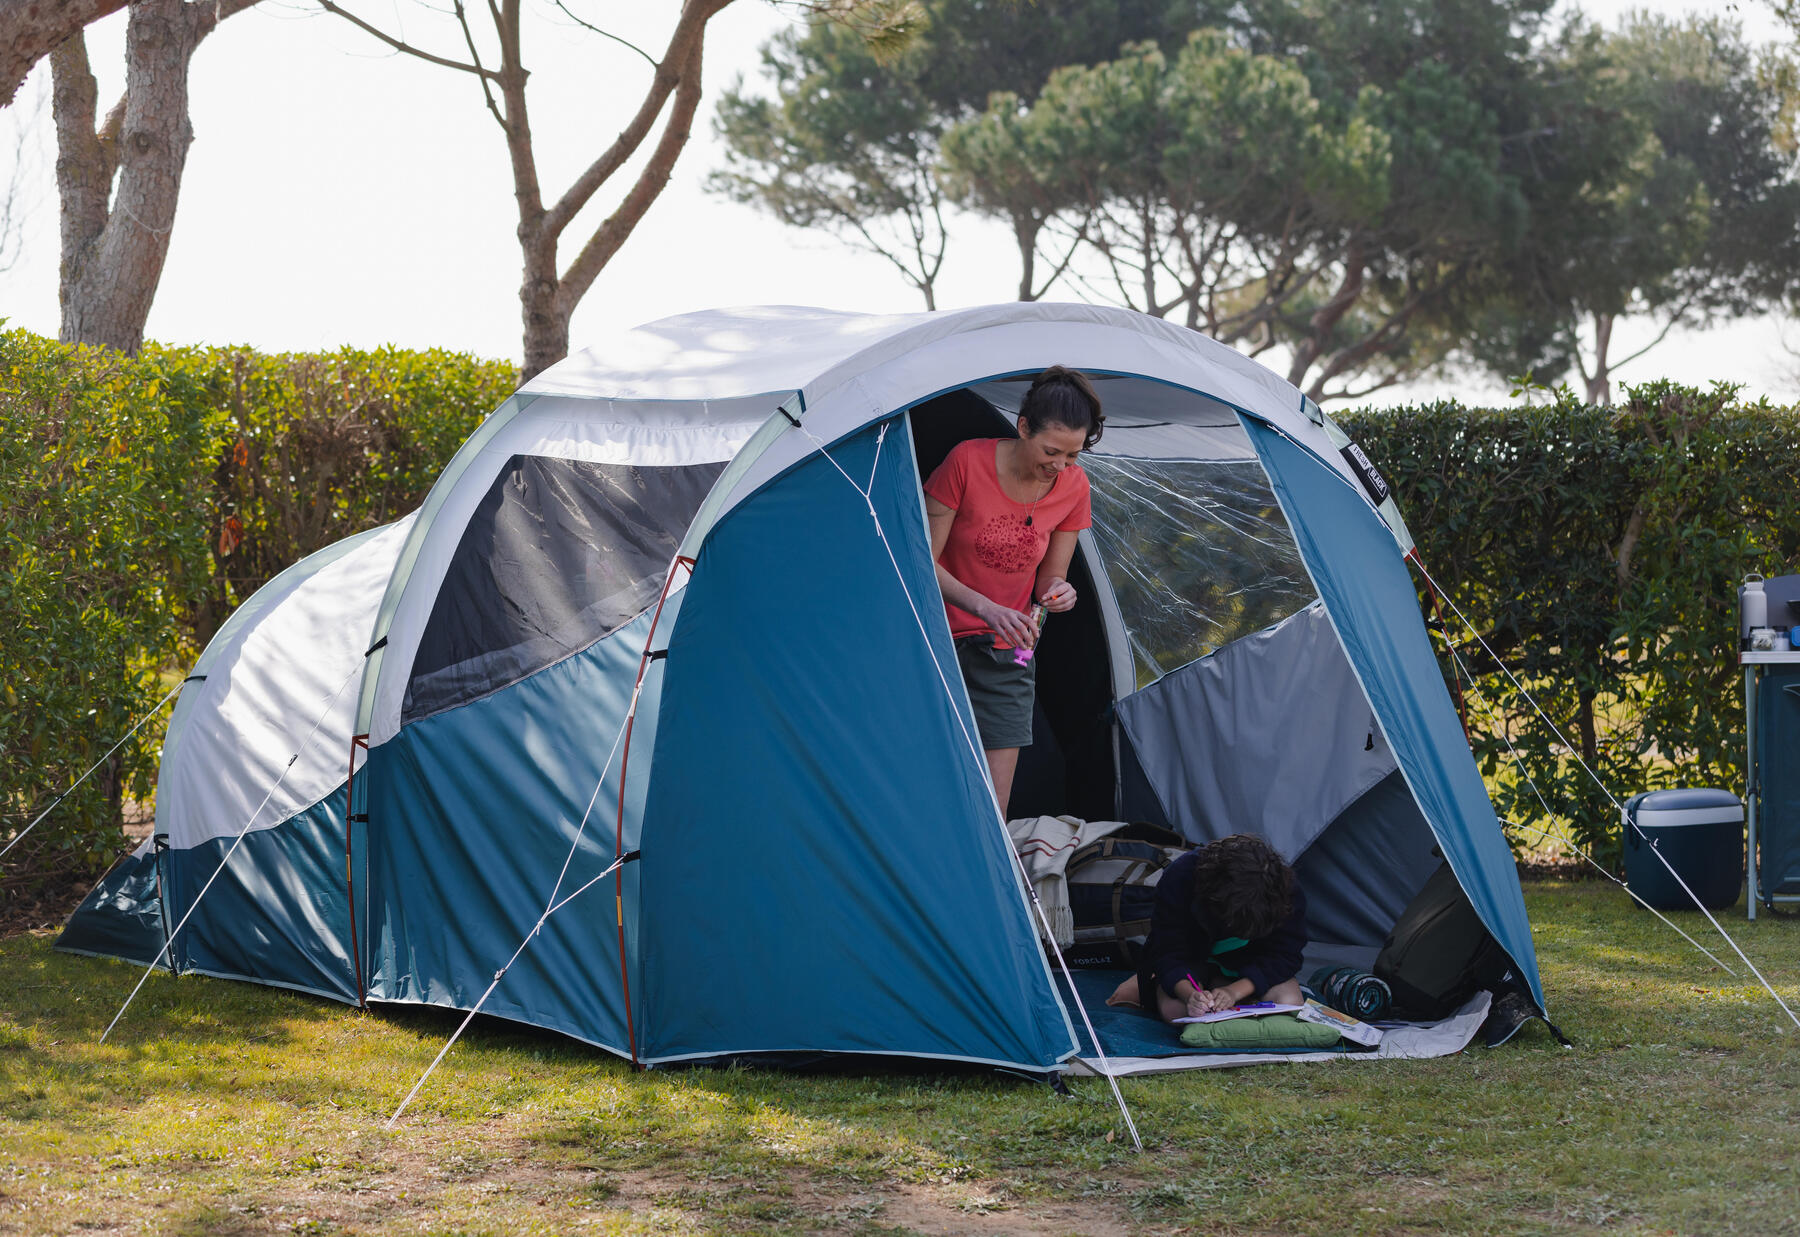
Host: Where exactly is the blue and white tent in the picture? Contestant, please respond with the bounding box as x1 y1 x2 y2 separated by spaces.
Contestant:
61 303 1543 1073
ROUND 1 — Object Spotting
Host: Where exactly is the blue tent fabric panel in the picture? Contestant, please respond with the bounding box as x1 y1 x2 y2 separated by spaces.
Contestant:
363 608 660 1055
55 845 167 968
162 788 359 1003
639 419 1076 1068
1241 418 1546 1012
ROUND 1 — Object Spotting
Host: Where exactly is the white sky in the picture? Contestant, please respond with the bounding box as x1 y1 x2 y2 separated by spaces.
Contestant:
0 0 1792 405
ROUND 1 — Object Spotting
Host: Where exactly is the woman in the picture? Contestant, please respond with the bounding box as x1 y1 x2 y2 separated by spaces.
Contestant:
923 366 1104 817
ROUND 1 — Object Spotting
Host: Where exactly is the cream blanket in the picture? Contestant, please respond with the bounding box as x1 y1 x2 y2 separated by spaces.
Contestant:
1006 815 1136 947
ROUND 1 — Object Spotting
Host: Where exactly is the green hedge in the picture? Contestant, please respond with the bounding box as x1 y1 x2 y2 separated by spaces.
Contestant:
0 331 513 882
1342 381 1800 859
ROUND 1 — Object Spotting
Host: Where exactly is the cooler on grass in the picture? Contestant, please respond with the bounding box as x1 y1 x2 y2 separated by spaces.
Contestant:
1621 789 1744 912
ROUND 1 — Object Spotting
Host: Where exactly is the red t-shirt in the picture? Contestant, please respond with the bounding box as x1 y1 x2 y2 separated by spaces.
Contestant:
924 438 1093 644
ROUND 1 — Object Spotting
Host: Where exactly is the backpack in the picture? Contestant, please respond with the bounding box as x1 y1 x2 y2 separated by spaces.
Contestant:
1063 824 1189 969
1373 861 1511 1019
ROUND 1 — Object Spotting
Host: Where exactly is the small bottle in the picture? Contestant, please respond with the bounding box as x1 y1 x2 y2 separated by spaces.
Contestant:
1013 604 1048 666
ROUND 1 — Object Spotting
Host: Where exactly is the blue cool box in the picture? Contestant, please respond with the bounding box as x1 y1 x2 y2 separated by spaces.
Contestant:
1622 788 1744 911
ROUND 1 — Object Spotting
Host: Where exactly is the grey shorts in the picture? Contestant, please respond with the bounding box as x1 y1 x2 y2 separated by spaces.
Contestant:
955 635 1036 750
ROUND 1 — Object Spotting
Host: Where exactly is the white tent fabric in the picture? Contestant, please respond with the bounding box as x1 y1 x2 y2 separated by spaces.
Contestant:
158 515 413 848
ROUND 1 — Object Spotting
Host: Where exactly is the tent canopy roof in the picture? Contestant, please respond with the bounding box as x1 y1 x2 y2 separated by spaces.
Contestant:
520 303 1303 427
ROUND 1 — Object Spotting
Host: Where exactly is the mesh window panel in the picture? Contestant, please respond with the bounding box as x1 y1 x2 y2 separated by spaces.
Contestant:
404 455 725 722
1085 456 1316 688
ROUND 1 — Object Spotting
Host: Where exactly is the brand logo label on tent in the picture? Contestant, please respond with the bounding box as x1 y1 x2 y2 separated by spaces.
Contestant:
1339 442 1391 508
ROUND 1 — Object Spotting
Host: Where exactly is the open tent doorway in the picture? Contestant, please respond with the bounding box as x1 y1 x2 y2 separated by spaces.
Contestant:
907 374 1468 987
906 389 1116 823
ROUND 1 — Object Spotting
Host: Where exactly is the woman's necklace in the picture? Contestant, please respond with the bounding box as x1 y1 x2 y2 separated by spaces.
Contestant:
1023 472 1054 527
1004 440 1055 526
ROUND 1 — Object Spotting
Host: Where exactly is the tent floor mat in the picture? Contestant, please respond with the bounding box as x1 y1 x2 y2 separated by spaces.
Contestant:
1055 968 1491 1077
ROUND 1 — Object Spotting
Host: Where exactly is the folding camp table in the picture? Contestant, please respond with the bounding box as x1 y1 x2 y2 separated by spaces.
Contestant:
1742 573 1800 918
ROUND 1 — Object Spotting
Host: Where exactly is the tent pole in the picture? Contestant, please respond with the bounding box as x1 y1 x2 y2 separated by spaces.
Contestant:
344 733 369 1008
610 555 694 1068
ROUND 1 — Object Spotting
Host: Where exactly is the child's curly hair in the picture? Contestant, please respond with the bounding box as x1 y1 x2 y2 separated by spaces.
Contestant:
1191 833 1295 941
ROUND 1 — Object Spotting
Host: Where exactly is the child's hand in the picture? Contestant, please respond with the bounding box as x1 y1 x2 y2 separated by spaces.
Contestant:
1204 987 1240 1013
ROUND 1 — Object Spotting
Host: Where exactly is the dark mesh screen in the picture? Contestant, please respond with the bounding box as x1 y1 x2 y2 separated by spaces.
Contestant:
404 454 724 721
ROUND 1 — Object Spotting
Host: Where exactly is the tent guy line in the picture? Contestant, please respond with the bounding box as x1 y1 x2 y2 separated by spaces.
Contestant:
1413 556 1799 1029
0 680 184 864
1438 636 1739 976
386 558 685 1125
100 661 363 1044
1504 811 1737 974
796 419 1146 1155
386 850 632 1129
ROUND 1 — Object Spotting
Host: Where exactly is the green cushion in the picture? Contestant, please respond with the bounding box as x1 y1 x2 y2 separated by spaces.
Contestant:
1178 1013 1344 1053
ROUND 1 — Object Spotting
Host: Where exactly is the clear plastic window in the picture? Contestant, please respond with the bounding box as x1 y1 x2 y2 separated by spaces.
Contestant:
1085 456 1316 687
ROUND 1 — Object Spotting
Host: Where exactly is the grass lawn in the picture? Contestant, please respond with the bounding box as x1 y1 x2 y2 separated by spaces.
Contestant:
2 879 1797 1236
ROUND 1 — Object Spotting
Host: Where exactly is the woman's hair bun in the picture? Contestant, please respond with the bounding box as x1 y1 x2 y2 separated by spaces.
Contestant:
1019 366 1104 450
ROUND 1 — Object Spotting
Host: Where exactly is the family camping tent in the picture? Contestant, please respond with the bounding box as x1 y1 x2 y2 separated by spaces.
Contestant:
59 302 1544 1073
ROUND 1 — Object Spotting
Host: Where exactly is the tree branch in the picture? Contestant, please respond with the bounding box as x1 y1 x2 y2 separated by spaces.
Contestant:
1606 298 1697 372
1028 214 1088 301
314 0 499 79
551 0 659 69
553 25 710 314
191 0 263 40
450 0 507 132
540 0 726 240
0 0 125 108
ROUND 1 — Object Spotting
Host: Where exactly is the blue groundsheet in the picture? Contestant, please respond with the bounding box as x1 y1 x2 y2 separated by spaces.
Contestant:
1056 968 1188 1058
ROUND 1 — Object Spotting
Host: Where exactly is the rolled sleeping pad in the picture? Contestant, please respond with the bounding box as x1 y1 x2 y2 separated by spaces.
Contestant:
1307 965 1392 1020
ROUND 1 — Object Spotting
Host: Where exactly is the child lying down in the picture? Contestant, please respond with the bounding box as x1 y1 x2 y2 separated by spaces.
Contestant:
1109 833 1307 1021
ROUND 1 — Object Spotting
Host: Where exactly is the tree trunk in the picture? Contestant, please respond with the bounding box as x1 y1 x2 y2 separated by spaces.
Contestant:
1586 312 1614 405
1013 213 1039 302
56 0 197 352
1286 243 1365 391
51 0 252 353
520 252 571 383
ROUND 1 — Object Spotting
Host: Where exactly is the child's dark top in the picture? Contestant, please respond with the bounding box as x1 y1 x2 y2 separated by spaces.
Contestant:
1143 848 1309 999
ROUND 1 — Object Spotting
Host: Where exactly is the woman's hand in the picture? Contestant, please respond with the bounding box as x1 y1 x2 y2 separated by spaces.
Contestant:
1039 578 1078 613
980 599 1040 649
